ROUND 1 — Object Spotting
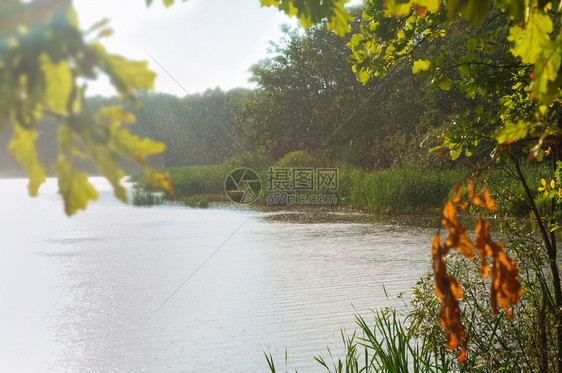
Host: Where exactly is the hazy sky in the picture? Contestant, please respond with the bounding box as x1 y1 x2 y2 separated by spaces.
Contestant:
74 0 298 96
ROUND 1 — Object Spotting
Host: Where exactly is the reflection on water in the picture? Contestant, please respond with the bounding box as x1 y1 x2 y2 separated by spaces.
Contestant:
0 178 434 372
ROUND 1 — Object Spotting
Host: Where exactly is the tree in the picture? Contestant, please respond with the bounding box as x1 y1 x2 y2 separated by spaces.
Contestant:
262 0 562 369
0 0 177 215
239 20 381 163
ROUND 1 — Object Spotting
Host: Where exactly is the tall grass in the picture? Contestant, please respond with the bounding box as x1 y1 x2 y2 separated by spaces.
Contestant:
266 308 453 373
336 167 468 214
165 165 231 197
131 188 164 206
134 163 548 214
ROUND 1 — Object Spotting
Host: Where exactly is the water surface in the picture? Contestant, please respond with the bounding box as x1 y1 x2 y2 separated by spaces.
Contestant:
0 178 434 372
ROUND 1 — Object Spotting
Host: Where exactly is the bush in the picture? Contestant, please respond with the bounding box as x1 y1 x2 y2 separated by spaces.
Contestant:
275 150 324 168
408 216 557 372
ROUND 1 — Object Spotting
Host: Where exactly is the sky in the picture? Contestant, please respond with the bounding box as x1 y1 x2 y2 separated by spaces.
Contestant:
74 0 299 96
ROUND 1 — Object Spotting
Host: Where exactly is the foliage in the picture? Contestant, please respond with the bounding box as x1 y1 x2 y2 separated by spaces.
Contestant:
180 196 210 208
0 0 176 215
144 164 475 213
267 0 562 366
240 11 481 170
131 187 164 206
431 179 521 362
410 216 559 371
260 0 353 36
239 18 378 162
337 167 466 213
134 165 231 199
267 308 454 372
274 150 322 167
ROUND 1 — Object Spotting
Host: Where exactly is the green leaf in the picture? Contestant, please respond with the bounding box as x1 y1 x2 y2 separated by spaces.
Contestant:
495 121 534 144
39 53 73 115
467 38 478 51
413 59 431 74
508 8 553 65
451 145 463 160
55 157 99 216
447 0 490 25
532 35 562 103
475 105 483 116
260 0 353 36
438 77 452 90
8 123 46 196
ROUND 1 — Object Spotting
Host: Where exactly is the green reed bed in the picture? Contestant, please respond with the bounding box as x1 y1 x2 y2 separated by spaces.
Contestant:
336 167 468 214
133 163 548 215
131 187 164 206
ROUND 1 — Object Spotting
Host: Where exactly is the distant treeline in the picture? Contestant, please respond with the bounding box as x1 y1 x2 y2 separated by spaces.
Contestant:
0 7 488 176
0 88 249 176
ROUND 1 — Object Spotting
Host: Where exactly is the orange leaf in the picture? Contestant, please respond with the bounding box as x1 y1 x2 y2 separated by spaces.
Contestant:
472 185 498 212
475 217 492 278
453 185 468 209
432 180 519 363
441 201 475 259
414 4 427 16
474 218 521 317
432 234 467 360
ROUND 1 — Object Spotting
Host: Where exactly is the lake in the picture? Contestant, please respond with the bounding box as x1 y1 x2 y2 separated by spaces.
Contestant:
0 178 435 372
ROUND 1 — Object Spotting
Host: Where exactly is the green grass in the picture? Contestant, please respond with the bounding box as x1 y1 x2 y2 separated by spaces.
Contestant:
144 165 466 213
133 162 552 215
165 165 232 197
336 167 469 214
131 188 164 206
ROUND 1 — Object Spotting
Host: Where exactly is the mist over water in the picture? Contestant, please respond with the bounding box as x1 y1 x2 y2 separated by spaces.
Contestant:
0 178 433 372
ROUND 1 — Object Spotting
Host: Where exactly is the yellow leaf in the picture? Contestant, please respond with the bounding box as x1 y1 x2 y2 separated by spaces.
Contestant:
385 0 414 16
96 106 136 124
55 157 99 215
39 53 73 115
508 8 552 65
145 168 174 195
416 0 440 13
413 59 431 74
8 123 46 196
94 44 155 96
88 142 127 202
109 124 165 162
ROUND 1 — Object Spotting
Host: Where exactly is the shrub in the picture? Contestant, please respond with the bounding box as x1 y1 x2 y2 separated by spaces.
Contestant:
275 150 324 168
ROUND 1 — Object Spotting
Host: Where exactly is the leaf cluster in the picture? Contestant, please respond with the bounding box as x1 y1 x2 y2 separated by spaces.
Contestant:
0 1 174 214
